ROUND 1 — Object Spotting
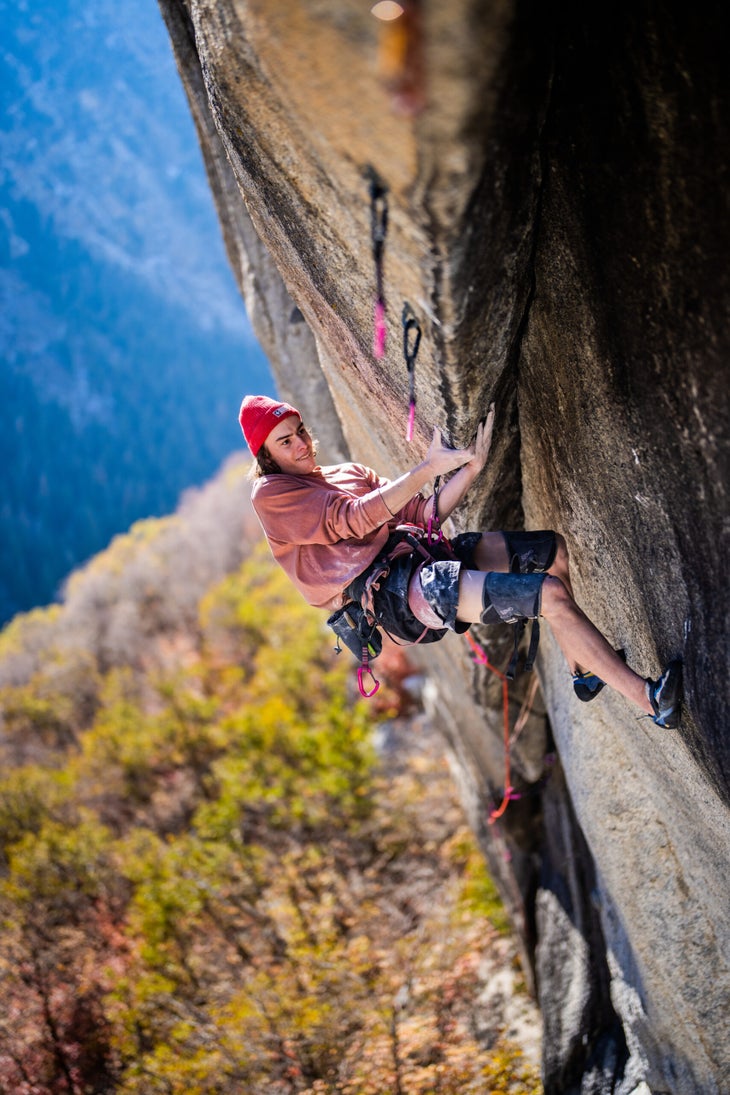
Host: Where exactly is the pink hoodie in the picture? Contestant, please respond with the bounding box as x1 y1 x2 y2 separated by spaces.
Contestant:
251 462 429 610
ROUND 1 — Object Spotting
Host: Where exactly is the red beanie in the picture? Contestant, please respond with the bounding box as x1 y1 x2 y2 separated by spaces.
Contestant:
239 395 300 456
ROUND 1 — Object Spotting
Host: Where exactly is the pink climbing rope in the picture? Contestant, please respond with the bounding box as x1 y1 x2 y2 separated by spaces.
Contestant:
464 631 522 823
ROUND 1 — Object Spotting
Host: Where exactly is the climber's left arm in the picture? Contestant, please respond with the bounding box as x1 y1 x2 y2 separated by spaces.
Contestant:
429 404 495 522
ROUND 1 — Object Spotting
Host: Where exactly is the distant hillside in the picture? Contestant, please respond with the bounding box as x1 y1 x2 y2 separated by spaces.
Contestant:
0 0 273 623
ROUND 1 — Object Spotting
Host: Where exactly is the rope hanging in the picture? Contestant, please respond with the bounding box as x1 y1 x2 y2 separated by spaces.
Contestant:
401 301 421 441
464 631 524 823
365 166 389 359
427 452 533 822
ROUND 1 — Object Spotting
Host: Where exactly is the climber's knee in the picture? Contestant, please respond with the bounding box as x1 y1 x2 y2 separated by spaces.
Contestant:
538 575 573 620
466 531 509 572
552 532 570 573
479 572 546 626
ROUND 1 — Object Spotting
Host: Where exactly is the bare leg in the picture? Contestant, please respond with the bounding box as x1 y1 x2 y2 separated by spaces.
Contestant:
456 570 652 715
539 577 651 712
472 531 510 572
546 533 575 601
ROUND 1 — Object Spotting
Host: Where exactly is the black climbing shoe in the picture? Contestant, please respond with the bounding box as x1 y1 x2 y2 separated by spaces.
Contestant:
646 659 683 728
573 670 605 702
573 650 626 702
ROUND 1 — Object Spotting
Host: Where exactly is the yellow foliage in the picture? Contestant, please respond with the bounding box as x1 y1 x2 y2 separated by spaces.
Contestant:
447 826 513 935
0 603 62 658
0 528 541 1095
0 765 73 858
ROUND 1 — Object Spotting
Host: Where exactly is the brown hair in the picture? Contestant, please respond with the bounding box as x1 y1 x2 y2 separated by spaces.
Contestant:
249 445 281 478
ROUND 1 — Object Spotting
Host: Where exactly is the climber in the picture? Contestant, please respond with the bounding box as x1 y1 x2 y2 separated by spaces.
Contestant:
239 394 682 727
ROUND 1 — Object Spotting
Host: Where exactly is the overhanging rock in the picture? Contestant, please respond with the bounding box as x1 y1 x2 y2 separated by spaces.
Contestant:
160 1 730 1090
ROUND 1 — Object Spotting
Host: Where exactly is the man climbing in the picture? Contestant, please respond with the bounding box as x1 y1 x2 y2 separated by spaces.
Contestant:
239 394 682 727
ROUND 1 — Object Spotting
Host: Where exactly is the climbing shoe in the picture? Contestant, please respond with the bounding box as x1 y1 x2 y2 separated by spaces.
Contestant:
573 650 626 702
646 659 683 728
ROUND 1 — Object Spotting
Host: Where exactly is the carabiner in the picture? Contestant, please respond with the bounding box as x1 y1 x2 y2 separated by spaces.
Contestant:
357 665 380 698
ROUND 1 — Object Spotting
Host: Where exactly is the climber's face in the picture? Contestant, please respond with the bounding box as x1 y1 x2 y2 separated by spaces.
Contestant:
265 416 316 474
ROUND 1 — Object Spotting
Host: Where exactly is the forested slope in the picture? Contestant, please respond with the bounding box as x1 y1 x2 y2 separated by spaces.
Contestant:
0 458 541 1094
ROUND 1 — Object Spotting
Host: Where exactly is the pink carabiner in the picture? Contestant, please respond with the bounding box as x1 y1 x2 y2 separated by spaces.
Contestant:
426 515 443 546
357 665 380 698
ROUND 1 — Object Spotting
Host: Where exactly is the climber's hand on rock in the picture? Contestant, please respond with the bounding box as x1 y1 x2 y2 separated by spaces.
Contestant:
425 427 472 477
467 403 495 474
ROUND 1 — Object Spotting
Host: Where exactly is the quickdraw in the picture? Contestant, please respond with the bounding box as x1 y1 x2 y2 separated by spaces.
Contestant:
427 474 443 546
365 166 388 359
402 302 421 441
358 661 380 699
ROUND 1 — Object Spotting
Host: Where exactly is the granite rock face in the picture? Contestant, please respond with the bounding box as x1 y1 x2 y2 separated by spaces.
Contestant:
160 1 730 1090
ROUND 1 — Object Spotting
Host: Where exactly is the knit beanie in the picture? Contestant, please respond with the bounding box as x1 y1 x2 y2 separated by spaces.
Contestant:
238 395 300 456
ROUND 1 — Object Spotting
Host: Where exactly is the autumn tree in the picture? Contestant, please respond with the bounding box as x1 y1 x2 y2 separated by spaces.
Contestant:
0 476 542 1094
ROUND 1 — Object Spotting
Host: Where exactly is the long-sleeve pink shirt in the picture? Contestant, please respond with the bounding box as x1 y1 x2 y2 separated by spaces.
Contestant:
251 462 430 610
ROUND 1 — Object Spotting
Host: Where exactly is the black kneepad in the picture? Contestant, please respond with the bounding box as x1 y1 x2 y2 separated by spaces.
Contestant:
503 530 557 574
479 572 545 626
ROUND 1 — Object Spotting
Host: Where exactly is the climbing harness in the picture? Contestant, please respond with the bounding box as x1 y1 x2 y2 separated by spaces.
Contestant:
327 503 453 699
365 166 388 359
506 616 540 682
402 302 421 441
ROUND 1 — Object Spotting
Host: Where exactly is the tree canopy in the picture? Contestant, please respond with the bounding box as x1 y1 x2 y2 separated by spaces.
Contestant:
0 471 541 1094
